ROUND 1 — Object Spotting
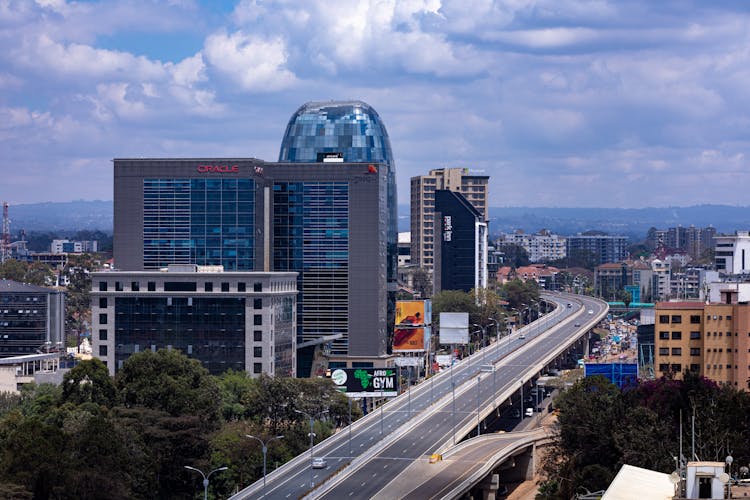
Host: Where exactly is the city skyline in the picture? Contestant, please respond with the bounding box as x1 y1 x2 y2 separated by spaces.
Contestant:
3 1 750 207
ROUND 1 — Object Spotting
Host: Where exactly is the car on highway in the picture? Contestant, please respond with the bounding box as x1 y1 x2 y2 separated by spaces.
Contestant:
524 407 534 417
567 303 572 308
588 309 594 314
312 458 327 469
519 333 526 339
574 322 581 327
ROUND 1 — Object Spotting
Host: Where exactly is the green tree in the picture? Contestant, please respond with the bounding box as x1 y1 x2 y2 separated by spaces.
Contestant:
496 243 530 268
116 349 221 430
499 279 540 310
61 358 117 407
0 259 54 286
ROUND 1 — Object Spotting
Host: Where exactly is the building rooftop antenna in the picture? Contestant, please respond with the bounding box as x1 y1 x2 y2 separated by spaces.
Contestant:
1 201 10 263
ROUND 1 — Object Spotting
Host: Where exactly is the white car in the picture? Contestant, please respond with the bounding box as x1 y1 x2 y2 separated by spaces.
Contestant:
588 309 594 314
519 333 526 339
524 407 534 417
312 457 327 469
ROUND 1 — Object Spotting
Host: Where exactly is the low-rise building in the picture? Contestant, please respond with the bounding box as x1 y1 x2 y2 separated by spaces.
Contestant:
0 279 65 358
91 265 297 377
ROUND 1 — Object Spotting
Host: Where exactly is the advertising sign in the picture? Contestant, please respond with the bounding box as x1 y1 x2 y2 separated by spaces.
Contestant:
439 312 469 344
395 300 432 326
394 357 422 367
330 368 397 397
393 326 429 352
435 354 453 367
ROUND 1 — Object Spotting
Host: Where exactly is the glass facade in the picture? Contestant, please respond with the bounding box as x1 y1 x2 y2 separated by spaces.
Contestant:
0 293 48 356
114 296 245 374
273 182 350 354
143 178 255 270
273 295 295 376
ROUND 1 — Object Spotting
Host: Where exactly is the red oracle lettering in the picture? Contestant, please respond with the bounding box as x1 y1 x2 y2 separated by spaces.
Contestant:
197 165 239 173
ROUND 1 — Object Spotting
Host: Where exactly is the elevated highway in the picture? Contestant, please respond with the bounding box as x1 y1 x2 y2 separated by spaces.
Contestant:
231 293 607 499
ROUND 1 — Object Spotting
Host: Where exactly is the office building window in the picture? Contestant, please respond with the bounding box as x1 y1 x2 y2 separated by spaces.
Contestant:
671 331 682 340
254 314 262 325
99 281 107 291
690 348 700 356
253 363 262 374
254 298 262 310
99 298 107 308
659 331 669 340
115 281 123 291
659 315 669 324
671 364 681 372
254 347 262 358
659 347 669 355
254 330 262 342
148 282 156 291
205 282 213 292
99 313 107 325
99 329 108 341
238 282 246 292
254 282 262 292
690 331 701 339
221 282 230 292
671 315 681 324
131 281 139 291
672 348 682 356
99 345 107 356
690 315 701 324
659 364 669 372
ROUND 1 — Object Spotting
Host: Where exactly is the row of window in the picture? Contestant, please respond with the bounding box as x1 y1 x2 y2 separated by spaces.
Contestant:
658 347 702 356
99 281 264 293
99 312 264 326
658 314 702 324
99 328 266 343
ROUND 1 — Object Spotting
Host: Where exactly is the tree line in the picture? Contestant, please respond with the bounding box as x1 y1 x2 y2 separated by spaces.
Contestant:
0 350 358 499
539 373 750 498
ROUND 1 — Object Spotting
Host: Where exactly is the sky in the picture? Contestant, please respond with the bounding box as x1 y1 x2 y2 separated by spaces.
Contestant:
2 0 750 208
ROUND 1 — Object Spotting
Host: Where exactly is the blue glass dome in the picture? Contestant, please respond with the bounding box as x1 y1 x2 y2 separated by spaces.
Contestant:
279 100 394 166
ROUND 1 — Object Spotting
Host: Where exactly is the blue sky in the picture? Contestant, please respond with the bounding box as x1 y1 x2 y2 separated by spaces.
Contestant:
2 0 750 207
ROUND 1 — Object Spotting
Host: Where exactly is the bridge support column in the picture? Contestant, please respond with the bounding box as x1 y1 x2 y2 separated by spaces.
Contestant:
499 445 535 483
479 473 499 500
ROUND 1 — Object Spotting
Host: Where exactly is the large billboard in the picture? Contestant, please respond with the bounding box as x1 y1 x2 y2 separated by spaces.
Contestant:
393 326 429 352
395 300 432 326
439 312 469 344
330 368 397 397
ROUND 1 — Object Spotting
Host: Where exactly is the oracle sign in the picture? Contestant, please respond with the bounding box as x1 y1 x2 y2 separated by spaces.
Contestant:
197 164 239 173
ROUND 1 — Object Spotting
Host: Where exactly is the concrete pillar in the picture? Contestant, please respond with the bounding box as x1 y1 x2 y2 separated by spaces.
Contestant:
479 473 499 500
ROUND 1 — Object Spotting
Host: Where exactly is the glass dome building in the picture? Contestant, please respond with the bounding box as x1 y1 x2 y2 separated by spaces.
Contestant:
279 100 398 286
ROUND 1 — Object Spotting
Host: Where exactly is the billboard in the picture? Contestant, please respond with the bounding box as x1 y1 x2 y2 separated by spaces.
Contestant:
330 368 397 397
393 326 429 352
439 312 469 344
395 300 432 326
394 357 422 367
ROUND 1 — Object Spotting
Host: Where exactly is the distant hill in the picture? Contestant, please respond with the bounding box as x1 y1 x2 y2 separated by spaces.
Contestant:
6 200 113 233
8 201 750 241
398 204 750 240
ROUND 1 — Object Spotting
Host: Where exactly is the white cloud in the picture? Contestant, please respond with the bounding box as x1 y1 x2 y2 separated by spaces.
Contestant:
203 31 296 91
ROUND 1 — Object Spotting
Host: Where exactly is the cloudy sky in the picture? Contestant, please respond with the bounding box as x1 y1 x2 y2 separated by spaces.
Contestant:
2 0 750 207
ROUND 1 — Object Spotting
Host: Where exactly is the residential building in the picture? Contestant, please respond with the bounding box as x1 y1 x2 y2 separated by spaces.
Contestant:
91 265 297 377
497 230 567 263
0 279 65 358
651 259 671 301
566 234 628 266
411 168 489 270
433 190 488 294
654 298 750 390
646 225 716 260
714 231 750 274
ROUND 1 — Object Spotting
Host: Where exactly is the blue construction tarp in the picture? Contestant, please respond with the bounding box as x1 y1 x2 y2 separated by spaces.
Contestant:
584 363 638 388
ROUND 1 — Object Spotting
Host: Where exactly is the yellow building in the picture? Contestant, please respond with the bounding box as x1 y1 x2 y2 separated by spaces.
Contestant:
655 295 750 389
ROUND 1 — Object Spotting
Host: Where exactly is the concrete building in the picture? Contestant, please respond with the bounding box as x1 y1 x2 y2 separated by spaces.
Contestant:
714 231 750 275
0 353 63 393
566 234 628 266
91 265 297 377
433 190 488 294
654 298 750 389
410 168 489 270
496 230 566 263
397 232 411 267
51 239 98 254
0 279 65 358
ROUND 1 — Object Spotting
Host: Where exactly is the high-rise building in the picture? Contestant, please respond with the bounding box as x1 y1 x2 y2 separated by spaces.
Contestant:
112 158 391 376
411 168 489 270
433 190 488 294
714 231 750 275
0 279 65 358
566 234 628 266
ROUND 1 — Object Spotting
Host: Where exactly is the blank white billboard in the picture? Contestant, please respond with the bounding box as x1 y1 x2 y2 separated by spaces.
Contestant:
439 312 469 344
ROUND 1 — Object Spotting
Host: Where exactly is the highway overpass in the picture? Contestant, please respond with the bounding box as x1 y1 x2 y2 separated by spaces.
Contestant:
230 292 608 499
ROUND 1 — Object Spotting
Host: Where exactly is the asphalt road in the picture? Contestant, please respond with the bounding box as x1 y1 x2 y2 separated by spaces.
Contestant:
231 293 607 500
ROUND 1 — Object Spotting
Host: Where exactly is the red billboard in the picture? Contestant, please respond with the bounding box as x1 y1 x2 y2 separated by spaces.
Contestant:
393 327 428 352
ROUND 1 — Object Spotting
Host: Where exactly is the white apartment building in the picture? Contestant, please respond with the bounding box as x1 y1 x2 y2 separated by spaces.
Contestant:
714 231 750 275
497 230 567 263
411 168 489 270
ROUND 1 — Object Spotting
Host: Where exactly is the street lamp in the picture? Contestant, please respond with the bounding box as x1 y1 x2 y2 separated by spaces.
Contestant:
294 409 329 488
245 434 284 488
184 465 228 500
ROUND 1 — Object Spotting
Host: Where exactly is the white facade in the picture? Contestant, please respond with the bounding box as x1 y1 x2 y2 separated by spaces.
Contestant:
714 231 750 275
476 221 488 290
497 231 567 263
651 259 671 301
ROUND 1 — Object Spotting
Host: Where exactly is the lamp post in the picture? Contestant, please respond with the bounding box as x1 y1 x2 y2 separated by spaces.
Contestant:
245 434 284 489
184 465 228 500
294 409 329 488
476 375 481 437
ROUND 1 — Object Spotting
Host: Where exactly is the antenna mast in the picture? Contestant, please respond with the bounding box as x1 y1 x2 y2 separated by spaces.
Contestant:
1 201 10 263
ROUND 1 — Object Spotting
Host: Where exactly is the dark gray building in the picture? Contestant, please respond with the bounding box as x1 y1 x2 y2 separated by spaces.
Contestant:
0 279 65 357
113 158 390 375
433 190 488 294
566 234 628 266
